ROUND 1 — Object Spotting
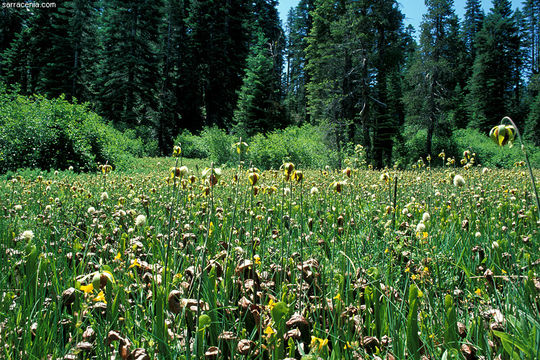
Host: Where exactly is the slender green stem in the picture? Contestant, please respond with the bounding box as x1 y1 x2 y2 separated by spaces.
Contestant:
501 117 539 220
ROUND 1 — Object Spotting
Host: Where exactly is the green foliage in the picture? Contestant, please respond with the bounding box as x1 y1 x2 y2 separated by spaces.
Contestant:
199 126 235 165
174 129 209 159
247 124 333 169
452 128 540 168
0 89 144 173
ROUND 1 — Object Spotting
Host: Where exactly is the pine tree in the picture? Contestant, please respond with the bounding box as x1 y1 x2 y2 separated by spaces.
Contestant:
306 0 406 167
187 0 250 128
403 0 463 157
522 0 540 76
95 0 162 127
234 31 284 137
285 0 314 124
468 0 521 130
156 0 202 153
0 7 26 81
463 0 484 56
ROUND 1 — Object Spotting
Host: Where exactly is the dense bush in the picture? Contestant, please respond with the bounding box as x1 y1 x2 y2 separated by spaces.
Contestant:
247 124 333 169
452 128 540 168
396 127 540 168
0 89 144 173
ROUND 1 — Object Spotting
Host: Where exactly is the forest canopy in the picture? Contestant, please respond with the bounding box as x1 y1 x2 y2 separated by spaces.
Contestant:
0 0 539 169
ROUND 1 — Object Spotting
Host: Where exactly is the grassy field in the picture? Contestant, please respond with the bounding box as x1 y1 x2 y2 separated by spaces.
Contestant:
0 156 538 359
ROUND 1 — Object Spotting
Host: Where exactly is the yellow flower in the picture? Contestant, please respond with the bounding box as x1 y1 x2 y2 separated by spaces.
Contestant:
80 283 94 294
129 258 141 269
405 267 410 273
93 290 106 303
475 288 482 296
264 326 275 335
173 145 182 157
333 293 341 301
254 254 261 265
248 172 260 186
114 252 122 261
268 298 276 310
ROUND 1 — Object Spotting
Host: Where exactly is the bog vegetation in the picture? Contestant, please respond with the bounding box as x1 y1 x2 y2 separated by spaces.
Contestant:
0 139 538 359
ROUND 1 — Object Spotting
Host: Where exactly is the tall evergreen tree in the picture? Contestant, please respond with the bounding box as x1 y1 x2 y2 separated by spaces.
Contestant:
156 0 202 153
522 0 540 76
468 0 521 130
95 0 161 127
0 7 26 81
285 0 314 124
234 31 284 137
187 0 250 128
306 0 406 166
463 0 484 57
404 0 463 156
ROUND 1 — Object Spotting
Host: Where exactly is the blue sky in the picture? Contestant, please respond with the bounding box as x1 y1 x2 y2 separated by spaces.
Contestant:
277 0 523 33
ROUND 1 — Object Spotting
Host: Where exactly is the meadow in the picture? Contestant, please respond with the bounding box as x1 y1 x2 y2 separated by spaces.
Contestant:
0 152 538 359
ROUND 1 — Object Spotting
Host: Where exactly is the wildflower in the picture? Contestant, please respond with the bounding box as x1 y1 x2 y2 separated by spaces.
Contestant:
202 167 221 186
310 186 319 195
173 145 182 157
294 170 303 183
474 288 482 296
129 259 141 269
453 174 465 187
422 212 430 222
21 230 34 241
267 298 276 310
264 326 275 335
489 124 515 147
416 222 426 233
333 293 341 301
14 205 22 211
45 204 52 212
87 206 96 214
380 172 390 183
284 187 291 196
343 167 352 178
101 192 109 201
233 141 249 154
331 181 345 193
135 214 146 227
475 232 481 238
282 162 295 180
114 252 122 261
248 172 260 186
93 290 106 303
254 254 261 265
80 283 94 294
68 166 74 171
179 166 189 177
311 337 329 352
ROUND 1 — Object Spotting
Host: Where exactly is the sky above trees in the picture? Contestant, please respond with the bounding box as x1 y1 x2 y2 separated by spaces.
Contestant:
278 0 522 32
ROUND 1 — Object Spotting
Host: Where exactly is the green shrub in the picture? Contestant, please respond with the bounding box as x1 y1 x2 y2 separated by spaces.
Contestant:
452 128 540 168
247 124 332 169
0 89 144 173
397 128 456 167
174 129 209 159
199 126 236 165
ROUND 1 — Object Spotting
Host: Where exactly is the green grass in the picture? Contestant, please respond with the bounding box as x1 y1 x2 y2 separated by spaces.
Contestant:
0 157 538 359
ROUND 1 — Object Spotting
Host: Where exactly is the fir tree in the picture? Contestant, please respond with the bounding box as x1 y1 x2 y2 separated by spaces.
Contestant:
468 0 521 130
234 31 284 137
403 0 463 157
95 0 161 127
